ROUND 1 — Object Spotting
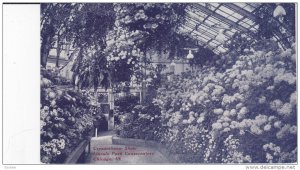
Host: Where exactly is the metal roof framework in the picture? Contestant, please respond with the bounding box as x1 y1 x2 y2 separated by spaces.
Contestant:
178 3 290 55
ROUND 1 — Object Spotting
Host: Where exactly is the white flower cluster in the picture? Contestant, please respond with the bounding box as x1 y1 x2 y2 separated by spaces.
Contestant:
222 93 244 107
41 106 50 120
270 99 293 117
263 143 281 163
276 124 297 139
153 40 296 163
182 111 197 124
106 29 144 67
258 96 267 104
222 135 252 163
41 138 65 156
289 91 297 106
274 72 296 85
182 125 207 153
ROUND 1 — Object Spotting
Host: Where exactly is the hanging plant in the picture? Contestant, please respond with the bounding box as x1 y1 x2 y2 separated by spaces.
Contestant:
68 4 115 90
103 3 188 88
254 3 295 47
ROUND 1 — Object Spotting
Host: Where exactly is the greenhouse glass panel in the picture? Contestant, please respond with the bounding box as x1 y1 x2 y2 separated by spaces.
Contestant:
213 49 221 54
198 35 211 42
188 11 205 21
210 3 219 7
215 9 231 17
203 3 219 10
205 28 218 36
231 12 243 19
217 46 227 53
219 6 235 15
193 10 208 18
208 16 221 23
235 3 247 8
247 3 261 8
227 16 239 22
227 31 235 36
209 42 218 48
211 40 221 46
243 4 256 12
205 19 215 26
240 22 251 28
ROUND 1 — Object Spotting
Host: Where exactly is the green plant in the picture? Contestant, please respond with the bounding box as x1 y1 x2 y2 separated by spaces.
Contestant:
40 70 96 163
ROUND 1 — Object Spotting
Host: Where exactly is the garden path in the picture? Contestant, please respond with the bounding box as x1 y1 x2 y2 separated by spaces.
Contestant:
86 131 170 164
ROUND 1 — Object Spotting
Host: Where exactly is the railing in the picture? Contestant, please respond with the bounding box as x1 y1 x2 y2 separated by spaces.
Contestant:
64 131 93 164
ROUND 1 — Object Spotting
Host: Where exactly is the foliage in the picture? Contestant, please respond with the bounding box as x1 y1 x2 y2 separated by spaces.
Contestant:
104 3 187 84
40 70 96 163
114 94 140 113
41 3 115 89
154 39 296 163
116 103 161 141
71 49 109 90
70 3 115 90
40 3 297 164
41 66 71 87
223 31 255 56
114 93 140 127
188 46 217 66
254 3 295 47
41 3 81 67
117 39 296 163
41 3 187 89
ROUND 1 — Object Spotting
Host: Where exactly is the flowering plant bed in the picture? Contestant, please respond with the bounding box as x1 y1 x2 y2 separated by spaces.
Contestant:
117 40 297 163
40 69 96 163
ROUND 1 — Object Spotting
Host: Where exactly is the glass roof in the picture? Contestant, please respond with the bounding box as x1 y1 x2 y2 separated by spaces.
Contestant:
178 3 290 55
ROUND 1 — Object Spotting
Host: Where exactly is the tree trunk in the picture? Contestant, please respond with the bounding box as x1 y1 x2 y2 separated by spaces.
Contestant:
56 34 61 67
41 36 51 67
41 46 48 67
40 21 55 67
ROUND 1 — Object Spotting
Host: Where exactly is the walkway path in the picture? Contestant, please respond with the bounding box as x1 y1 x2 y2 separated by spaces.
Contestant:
86 131 170 164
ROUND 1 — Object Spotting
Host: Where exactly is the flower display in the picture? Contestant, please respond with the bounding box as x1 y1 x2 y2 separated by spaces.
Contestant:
104 3 186 83
117 39 296 163
39 3 297 164
40 71 96 163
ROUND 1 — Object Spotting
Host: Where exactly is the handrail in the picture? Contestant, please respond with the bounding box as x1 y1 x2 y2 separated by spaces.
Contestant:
64 139 90 164
64 130 94 164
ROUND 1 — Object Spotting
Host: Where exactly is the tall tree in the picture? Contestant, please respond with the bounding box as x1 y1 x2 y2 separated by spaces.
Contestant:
40 3 79 67
69 3 115 90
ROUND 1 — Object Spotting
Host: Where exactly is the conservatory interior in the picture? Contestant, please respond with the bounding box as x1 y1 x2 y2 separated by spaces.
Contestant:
40 3 297 164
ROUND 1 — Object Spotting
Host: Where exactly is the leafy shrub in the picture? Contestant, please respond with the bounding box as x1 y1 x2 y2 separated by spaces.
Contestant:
116 104 161 140
116 39 296 163
151 40 296 163
40 70 95 163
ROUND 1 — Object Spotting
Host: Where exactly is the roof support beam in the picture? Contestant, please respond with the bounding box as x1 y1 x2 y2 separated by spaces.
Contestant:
182 24 214 41
184 25 222 51
223 3 257 21
188 4 234 46
179 27 216 51
185 11 232 37
193 3 249 32
185 14 229 52
185 19 219 39
226 3 289 49
191 3 222 33
182 15 228 52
